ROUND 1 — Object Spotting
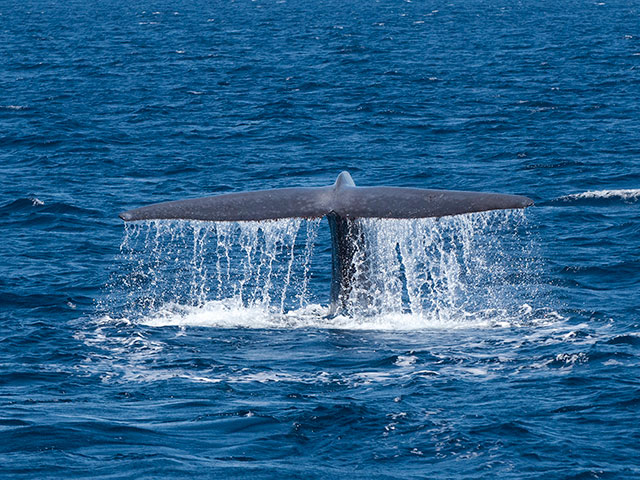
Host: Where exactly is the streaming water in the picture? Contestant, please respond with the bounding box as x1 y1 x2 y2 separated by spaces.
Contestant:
105 210 539 329
111 218 321 316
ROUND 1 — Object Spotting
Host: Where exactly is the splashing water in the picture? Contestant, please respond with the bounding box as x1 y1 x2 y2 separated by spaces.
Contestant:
108 218 320 316
344 211 535 321
104 210 541 329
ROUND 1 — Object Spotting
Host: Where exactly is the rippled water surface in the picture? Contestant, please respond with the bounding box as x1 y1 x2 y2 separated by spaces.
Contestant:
1 0 639 478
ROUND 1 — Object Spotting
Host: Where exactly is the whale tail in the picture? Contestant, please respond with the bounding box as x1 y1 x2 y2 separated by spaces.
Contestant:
119 171 533 222
119 171 533 315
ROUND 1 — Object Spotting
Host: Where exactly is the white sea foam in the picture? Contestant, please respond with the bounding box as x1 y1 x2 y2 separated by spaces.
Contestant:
557 189 640 202
394 355 418 366
121 299 560 331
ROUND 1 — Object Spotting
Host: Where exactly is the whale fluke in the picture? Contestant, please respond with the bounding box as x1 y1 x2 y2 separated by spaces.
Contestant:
119 186 333 222
119 171 533 315
119 171 532 222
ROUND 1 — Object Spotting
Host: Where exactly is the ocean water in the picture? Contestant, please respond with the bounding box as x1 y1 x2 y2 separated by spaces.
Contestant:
1 0 640 478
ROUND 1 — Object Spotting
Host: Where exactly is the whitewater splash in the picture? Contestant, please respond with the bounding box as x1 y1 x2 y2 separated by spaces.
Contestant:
102 210 542 329
111 218 320 314
556 189 640 203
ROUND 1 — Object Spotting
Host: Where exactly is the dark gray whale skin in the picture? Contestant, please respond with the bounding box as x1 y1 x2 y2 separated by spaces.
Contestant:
120 172 533 314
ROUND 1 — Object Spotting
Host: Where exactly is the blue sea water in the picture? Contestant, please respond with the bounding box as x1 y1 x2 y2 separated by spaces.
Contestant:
1 0 640 478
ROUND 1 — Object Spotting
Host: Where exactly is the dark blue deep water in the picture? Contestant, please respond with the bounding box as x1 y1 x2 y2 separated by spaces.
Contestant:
2 0 640 478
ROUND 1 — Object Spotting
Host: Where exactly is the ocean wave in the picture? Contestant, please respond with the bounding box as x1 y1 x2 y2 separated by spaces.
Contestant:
555 189 640 203
0 197 46 212
0 197 101 216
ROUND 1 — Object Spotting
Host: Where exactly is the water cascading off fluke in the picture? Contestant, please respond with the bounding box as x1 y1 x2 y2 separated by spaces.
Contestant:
119 172 533 316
